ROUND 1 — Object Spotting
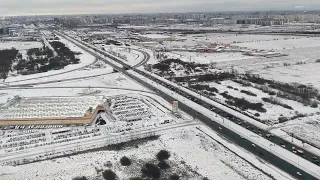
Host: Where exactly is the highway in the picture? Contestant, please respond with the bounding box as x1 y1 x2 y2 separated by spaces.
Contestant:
55 30 320 179
55 30 320 163
0 86 156 95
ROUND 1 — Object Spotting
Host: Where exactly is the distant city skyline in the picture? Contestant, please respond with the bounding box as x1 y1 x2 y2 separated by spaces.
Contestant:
0 0 319 16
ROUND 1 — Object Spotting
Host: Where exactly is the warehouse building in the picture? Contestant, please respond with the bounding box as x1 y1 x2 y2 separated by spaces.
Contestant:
0 96 107 126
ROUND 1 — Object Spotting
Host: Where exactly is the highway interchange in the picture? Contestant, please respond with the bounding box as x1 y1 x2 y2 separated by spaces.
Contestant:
53 30 320 179
1 30 319 179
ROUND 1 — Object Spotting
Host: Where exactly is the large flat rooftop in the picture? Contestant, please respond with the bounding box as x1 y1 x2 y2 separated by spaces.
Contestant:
0 96 105 120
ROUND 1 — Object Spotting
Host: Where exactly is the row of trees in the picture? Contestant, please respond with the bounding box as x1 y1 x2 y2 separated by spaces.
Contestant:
13 41 80 75
174 72 235 83
243 74 319 104
50 41 80 64
0 48 19 79
152 58 209 76
14 46 61 75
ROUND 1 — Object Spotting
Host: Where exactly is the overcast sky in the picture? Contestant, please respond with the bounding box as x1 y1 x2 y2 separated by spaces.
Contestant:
0 0 319 16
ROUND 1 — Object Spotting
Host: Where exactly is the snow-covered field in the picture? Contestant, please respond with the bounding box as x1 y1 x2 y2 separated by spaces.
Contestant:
0 35 97 83
235 36 320 50
0 72 152 105
192 80 320 124
273 115 320 149
163 34 299 48
0 41 42 50
171 51 254 63
256 63 320 89
0 126 290 180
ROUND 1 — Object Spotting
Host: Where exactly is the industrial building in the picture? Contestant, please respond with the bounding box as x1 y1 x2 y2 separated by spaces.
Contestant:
236 18 288 26
0 96 106 126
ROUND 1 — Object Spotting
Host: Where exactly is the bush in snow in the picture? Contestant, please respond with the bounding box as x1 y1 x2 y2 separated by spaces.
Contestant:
254 113 260 117
170 174 180 180
120 156 132 166
141 163 161 178
240 90 257 97
157 150 171 161
102 169 117 180
278 116 289 123
158 161 170 169
311 101 318 108
72 176 88 180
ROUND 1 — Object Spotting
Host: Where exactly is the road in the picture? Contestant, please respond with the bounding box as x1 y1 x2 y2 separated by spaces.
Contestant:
56 30 320 179
0 86 155 95
56 30 320 165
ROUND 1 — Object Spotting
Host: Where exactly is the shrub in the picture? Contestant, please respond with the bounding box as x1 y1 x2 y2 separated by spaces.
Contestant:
170 174 180 180
158 161 170 169
315 59 320 63
157 150 171 161
268 91 276 96
120 156 131 166
141 163 161 178
72 176 88 180
311 101 318 108
240 90 257 97
254 113 260 117
227 85 233 89
224 95 267 113
278 116 289 123
102 170 117 180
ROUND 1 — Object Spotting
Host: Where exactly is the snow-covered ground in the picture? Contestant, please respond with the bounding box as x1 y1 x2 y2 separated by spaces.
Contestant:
163 34 299 48
235 36 320 50
0 72 152 105
0 41 42 50
4 64 113 86
0 126 291 180
170 51 254 63
256 63 320 89
202 80 320 123
0 34 96 83
95 44 144 66
271 115 320 149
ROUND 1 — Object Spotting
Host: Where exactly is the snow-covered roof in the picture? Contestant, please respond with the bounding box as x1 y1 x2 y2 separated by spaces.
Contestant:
140 34 172 39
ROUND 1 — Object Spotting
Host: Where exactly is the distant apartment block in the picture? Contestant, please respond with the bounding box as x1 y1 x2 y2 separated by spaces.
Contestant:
236 18 288 26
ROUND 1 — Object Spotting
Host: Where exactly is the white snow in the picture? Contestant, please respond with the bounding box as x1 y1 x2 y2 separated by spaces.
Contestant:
256 63 320 89
0 126 291 180
128 69 320 178
235 36 320 50
2 35 96 83
0 41 42 50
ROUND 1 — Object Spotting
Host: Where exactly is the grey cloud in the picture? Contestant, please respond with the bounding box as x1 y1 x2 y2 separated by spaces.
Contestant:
0 0 320 16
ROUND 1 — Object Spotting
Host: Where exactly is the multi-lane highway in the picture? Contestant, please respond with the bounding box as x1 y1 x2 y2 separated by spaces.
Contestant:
53 30 320 179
